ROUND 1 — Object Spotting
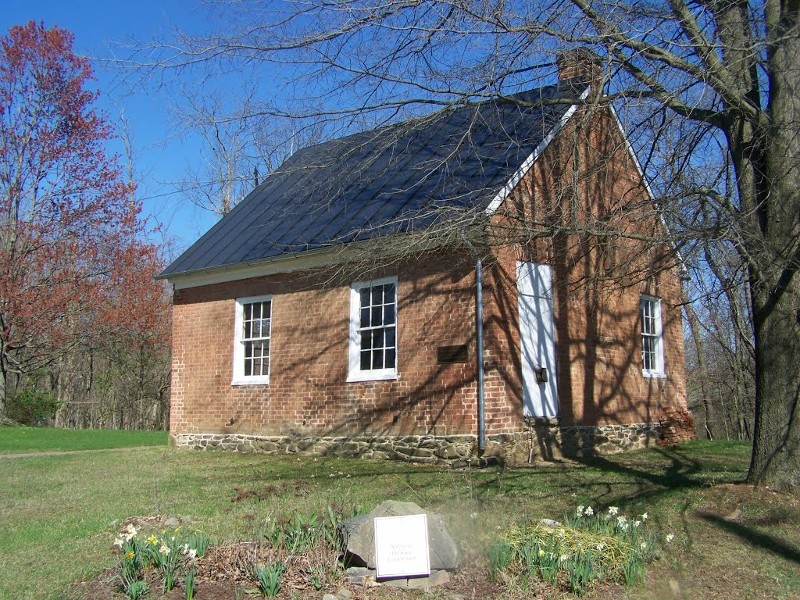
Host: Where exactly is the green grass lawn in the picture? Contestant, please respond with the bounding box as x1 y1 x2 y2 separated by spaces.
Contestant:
0 426 167 453
1 437 798 599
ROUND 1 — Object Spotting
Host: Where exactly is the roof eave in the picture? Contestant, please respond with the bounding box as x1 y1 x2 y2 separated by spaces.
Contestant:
160 221 482 290
159 246 343 290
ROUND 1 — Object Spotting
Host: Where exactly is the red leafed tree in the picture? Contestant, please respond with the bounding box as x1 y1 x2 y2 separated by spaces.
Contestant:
0 21 157 421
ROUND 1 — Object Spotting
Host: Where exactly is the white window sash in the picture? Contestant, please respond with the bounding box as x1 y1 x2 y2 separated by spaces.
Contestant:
640 295 665 378
232 294 272 385
348 276 398 382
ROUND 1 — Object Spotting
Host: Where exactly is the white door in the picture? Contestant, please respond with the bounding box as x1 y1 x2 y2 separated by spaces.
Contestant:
517 261 559 418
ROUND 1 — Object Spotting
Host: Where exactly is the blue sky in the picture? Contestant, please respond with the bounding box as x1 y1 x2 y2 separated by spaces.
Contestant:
1 0 224 255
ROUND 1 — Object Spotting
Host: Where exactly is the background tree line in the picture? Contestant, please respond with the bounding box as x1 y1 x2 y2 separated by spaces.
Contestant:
0 22 171 430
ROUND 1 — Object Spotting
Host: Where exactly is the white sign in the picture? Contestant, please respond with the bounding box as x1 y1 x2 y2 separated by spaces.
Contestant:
374 514 431 578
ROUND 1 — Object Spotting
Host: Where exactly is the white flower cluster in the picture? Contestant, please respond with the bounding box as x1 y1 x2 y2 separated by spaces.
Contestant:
113 523 138 548
181 543 198 560
572 505 668 542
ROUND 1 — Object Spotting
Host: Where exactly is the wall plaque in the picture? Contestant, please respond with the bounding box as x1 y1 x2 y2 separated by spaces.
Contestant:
374 514 431 578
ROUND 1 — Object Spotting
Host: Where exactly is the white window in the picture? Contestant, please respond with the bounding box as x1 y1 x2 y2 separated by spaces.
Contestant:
348 277 398 382
640 295 665 377
232 295 272 385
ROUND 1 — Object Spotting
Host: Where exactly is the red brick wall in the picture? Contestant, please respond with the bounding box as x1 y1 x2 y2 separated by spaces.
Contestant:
170 255 486 438
169 105 687 440
482 104 687 428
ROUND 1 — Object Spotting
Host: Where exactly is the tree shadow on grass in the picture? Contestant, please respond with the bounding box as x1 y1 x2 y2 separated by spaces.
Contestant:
697 511 800 565
463 443 756 522
578 447 713 489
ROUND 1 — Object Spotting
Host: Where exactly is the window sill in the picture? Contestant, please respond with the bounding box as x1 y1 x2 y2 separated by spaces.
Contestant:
642 371 666 379
231 376 270 386
347 370 397 383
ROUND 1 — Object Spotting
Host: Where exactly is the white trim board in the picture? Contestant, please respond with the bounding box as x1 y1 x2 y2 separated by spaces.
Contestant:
484 86 590 216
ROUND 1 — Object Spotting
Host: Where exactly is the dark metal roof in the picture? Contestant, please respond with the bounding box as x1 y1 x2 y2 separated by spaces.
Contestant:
161 81 585 279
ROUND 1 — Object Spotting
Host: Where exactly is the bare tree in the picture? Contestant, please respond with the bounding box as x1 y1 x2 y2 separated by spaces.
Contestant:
173 92 257 216
683 241 756 442
136 0 799 490
172 88 333 216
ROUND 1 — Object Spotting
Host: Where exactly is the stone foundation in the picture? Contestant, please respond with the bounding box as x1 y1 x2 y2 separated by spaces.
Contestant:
172 422 661 466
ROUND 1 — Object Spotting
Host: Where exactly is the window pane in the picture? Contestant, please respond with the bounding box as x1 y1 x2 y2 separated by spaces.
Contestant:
239 299 272 379
354 281 397 374
640 296 662 374
386 326 395 348
641 300 654 334
643 337 655 370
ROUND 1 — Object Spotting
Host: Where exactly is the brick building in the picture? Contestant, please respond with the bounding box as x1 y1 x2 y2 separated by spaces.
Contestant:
160 55 687 465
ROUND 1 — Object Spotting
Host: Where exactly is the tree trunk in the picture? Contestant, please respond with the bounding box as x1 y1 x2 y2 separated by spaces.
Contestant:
748 282 800 490
0 363 7 421
746 4 800 490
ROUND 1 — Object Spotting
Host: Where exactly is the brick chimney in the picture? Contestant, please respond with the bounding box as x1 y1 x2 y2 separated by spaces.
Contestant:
557 48 603 91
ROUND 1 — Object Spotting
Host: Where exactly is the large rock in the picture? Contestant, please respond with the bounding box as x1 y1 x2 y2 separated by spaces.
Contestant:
339 500 459 572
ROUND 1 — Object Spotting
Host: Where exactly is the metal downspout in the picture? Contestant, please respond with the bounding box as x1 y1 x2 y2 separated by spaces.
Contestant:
461 229 486 452
475 258 486 452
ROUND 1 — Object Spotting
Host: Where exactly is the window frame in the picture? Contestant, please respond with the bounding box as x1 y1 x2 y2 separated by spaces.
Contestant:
232 294 272 385
640 294 665 378
348 276 398 382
